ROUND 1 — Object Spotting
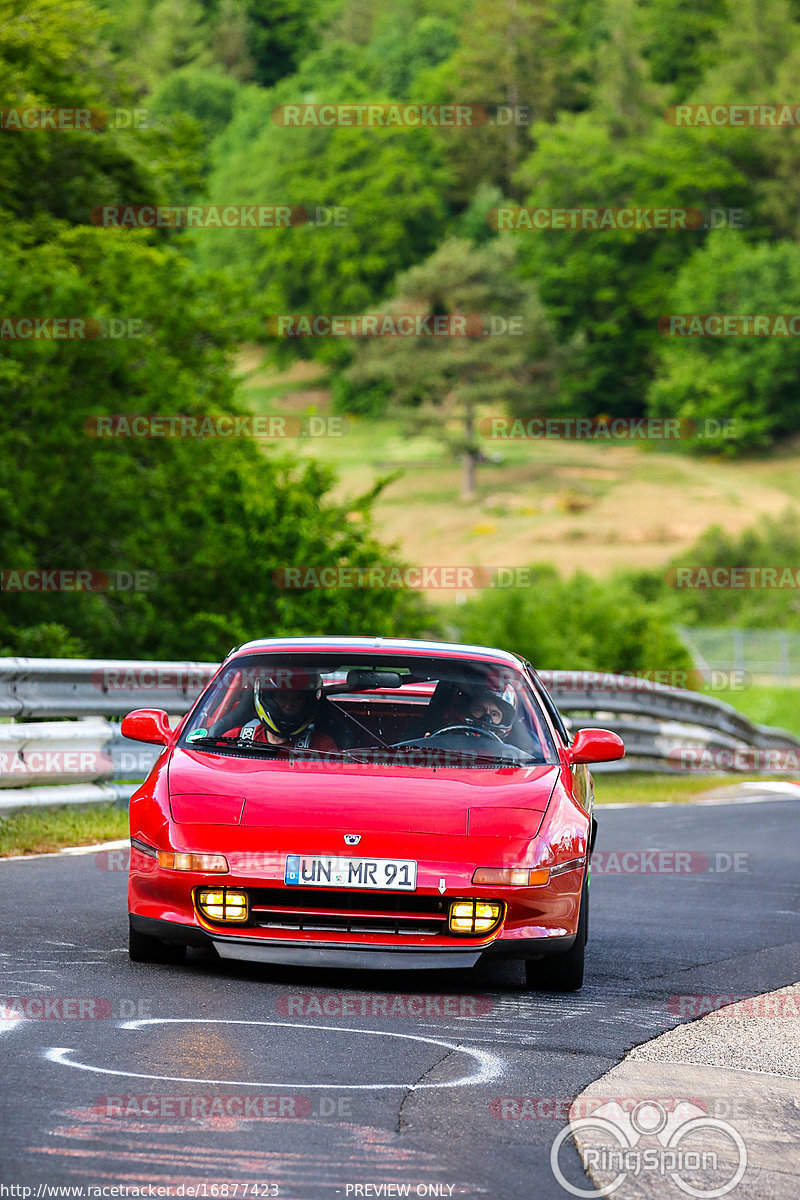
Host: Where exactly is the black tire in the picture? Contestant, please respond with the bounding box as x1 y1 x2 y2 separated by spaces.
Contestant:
524 879 587 992
128 917 186 964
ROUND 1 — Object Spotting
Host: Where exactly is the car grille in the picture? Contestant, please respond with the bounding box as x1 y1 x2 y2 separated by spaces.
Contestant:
245 887 450 937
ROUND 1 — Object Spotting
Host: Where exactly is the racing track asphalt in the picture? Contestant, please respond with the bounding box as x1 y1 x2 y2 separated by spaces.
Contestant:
1 789 798 1200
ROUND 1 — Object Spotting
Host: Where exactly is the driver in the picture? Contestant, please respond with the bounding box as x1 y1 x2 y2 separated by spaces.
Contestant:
224 675 338 751
443 685 517 739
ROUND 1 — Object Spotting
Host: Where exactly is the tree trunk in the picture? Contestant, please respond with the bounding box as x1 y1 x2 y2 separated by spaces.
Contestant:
461 450 478 501
460 394 478 500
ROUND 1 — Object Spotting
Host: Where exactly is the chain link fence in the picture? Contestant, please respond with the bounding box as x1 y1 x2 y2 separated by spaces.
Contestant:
679 627 800 685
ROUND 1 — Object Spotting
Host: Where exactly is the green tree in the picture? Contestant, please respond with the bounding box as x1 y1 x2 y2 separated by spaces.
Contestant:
150 67 240 141
209 0 255 79
366 10 458 96
198 58 450 320
648 231 800 451
244 0 318 87
345 237 557 499
514 109 746 415
415 0 580 200
0 0 165 223
0 227 430 658
640 0 726 97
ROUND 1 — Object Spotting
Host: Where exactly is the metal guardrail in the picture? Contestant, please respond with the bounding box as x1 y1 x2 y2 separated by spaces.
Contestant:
0 658 216 720
0 658 799 810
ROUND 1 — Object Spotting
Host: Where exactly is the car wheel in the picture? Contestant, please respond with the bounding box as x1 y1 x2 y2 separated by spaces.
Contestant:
524 879 587 992
128 917 187 964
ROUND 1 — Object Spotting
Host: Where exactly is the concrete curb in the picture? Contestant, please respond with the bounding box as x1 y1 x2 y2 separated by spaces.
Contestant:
564 982 800 1198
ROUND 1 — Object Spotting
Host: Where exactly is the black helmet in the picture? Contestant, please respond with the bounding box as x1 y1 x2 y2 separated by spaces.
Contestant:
254 675 319 738
454 686 516 737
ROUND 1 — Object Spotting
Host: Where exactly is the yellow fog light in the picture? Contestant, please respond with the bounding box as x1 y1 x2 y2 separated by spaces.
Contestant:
448 898 503 935
197 887 249 923
472 867 550 886
158 851 229 873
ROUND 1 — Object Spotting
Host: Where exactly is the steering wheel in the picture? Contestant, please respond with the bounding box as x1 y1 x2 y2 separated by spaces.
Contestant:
427 723 506 745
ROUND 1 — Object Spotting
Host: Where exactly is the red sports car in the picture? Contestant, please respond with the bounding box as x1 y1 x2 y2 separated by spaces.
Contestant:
122 637 624 990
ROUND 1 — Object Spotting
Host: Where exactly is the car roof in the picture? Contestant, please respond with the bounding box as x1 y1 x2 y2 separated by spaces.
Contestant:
231 636 525 669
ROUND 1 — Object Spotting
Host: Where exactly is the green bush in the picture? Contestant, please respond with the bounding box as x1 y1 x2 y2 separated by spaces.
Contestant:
446 565 692 672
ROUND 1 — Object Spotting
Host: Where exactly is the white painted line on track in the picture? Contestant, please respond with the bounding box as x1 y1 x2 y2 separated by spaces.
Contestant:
600 786 800 809
45 1017 505 1089
627 1057 800 1081
0 839 128 863
4 786 799 860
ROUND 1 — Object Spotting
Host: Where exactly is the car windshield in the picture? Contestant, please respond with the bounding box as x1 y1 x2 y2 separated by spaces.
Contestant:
179 652 558 766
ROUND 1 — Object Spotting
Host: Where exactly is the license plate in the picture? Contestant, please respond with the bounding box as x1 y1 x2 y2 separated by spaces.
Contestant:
285 854 417 891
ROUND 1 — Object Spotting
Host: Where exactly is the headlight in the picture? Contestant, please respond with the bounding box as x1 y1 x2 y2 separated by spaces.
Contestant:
196 888 249 923
472 867 550 886
448 899 503 935
158 852 229 872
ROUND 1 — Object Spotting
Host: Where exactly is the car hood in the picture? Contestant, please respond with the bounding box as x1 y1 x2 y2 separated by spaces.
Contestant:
168 747 559 835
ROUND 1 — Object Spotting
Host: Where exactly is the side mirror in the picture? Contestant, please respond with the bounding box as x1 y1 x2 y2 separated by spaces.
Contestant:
121 708 172 746
568 727 625 764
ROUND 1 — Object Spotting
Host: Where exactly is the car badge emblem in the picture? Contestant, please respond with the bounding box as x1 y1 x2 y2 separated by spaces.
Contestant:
438 878 446 894
344 834 361 845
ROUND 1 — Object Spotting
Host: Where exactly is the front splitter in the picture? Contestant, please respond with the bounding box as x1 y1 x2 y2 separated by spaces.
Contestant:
212 940 482 970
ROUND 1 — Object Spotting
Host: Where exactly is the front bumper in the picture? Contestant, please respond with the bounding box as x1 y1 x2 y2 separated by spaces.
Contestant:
130 913 575 969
